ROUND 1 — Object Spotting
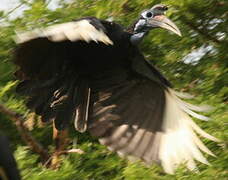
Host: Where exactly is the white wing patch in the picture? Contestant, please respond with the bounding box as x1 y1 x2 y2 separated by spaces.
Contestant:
99 88 220 174
159 88 220 174
15 20 113 45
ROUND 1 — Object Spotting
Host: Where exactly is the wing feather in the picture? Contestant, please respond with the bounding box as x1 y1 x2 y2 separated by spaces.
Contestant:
89 77 218 174
15 20 113 45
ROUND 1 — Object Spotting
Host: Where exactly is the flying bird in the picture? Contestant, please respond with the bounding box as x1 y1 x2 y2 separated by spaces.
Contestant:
13 4 219 174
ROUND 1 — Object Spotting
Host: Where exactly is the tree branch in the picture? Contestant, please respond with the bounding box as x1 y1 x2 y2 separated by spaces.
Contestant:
0 104 50 163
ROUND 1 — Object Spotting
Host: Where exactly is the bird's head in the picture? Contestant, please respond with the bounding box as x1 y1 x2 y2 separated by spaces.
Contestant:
130 4 181 45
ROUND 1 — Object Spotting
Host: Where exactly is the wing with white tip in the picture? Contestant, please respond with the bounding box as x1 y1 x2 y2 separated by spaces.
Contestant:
88 55 219 174
15 19 113 45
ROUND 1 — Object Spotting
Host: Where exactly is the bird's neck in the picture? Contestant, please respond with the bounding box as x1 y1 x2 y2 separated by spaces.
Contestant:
127 19 150 46
130 32 148 45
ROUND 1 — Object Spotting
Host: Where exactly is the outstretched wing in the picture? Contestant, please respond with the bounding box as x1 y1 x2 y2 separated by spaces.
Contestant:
13 17 115 130
88 54 219 174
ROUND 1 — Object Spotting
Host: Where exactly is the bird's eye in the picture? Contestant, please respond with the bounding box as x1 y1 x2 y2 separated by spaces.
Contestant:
146 12 153 18
163 6 168 10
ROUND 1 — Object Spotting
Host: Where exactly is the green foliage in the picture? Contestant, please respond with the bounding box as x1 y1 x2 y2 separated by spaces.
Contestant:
0 0 227 179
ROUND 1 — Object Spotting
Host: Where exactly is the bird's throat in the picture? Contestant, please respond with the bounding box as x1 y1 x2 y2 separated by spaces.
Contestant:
130 31 148 45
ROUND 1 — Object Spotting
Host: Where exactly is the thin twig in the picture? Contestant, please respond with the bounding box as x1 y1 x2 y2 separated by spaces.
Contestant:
2 3 24 19
181 17 223 45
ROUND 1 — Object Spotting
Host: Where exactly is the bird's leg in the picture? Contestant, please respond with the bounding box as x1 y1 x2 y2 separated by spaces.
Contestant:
51 123 69 169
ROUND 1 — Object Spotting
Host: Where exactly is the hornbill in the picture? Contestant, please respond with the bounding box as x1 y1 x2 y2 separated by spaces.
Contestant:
13 4 219 174
0 133 21 180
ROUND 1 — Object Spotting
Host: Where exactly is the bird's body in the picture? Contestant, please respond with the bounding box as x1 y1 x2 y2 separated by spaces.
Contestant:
13 5 218 174
14 17 170 131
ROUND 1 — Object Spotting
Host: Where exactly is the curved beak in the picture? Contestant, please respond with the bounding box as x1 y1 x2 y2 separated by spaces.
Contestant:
147 15 182 36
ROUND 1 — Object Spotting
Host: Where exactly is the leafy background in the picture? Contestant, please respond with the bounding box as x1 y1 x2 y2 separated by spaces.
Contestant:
0 0 227 179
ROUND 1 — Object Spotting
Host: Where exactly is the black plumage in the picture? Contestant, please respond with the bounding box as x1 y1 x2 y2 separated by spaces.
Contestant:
13 5 218 174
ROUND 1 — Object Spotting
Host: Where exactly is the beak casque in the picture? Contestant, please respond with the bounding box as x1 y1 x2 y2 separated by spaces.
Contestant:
148 15 182 36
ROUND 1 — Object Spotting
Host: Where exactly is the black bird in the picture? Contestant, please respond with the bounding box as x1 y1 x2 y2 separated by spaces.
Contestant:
0 133 21 180
13 4 218 173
